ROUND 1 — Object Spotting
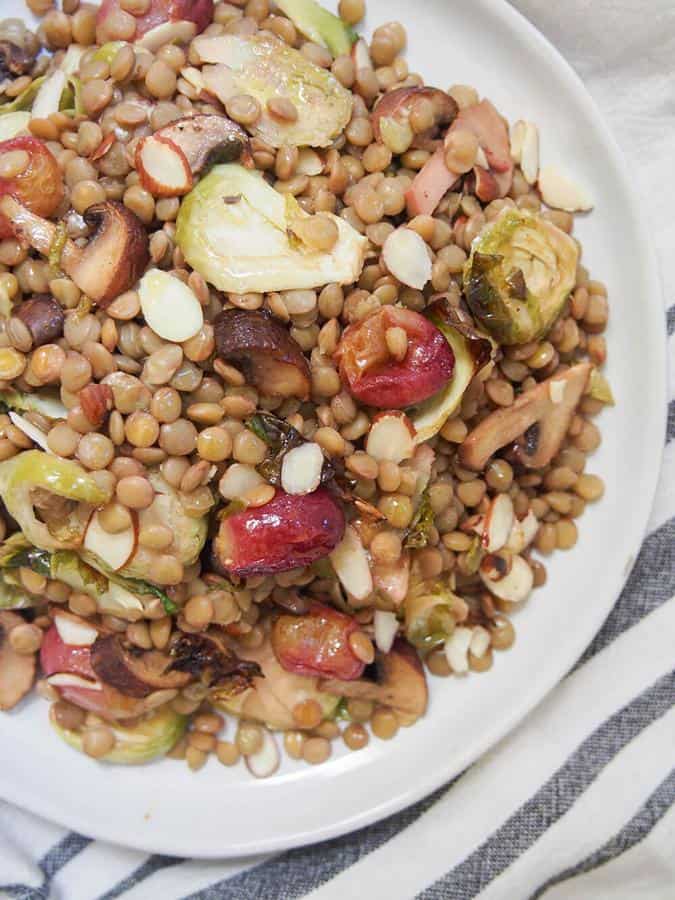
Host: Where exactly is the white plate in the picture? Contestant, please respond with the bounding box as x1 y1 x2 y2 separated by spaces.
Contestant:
0 0 666 858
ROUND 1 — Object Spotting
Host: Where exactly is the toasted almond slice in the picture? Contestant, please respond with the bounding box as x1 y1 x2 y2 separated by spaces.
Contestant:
520 122 539 185
281 442 324 495
48 673 103 691
8 411 50 452
374 610 399 654
351 38 373 73
329 525 373 601
382 227 432 290
538 165 593 212
475 145 489 170
245 728 280 778
139 268 204 343
469 625 491 659
180 66 206 94
366 411 415 464
296 148 324 176
480 554 533 603
84 511 137 572
136 20 197 52
481 493 515 553
136 135 193 197
444 626 472 674
549 379 566 404
218 463 265 501
54 613 98 647
505 509 539 554
509 120 526 163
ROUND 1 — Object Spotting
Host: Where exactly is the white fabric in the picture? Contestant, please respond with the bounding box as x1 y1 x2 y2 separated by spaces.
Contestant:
1 1 673 898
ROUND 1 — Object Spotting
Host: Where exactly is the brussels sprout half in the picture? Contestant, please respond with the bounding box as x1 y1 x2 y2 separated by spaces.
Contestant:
176 164 366 294
0 450 111 551
403 578 463 650
463 208 579 346
50 706 187 764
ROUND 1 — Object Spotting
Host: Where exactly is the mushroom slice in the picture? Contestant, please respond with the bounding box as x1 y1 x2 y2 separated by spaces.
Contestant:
0 197 149 308
194 33 352 148
214 308 311 400
90 635 192 698
459 362 592 471
0 610 36 710
169 630 262 692
135 114 251 197
322 638 428 721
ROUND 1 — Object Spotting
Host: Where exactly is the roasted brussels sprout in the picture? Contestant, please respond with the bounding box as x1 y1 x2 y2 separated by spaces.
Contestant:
50 706 187 764
403 579 463 650
275 0 356 57
463 208 579 345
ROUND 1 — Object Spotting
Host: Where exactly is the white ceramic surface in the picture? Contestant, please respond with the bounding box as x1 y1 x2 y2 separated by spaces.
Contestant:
0 0 666 858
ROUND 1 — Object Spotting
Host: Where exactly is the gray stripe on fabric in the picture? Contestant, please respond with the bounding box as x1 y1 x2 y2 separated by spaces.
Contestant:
667 304 675 336
531 766 675 900
1 833 91 900
668 399 675 442
579 517 675 666
418 671 675 900
185 784 450 900
96 855 181 900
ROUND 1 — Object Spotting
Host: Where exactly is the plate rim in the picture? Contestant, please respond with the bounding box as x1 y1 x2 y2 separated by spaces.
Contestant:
0 0 667 859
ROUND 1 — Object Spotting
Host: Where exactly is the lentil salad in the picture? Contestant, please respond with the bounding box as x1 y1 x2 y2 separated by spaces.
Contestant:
0 0 612 777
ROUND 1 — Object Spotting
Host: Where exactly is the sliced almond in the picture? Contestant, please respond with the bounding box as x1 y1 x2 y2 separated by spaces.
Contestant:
84 511 137 572
366 411 415 464
549 380 566 404
245 728 280 778
54 613 99 647
180 66 206 94
475 145 489 170
136 20 198 52
139 268 204 343
351 38 373 73
480 552 512 582
136 135 193 197
444 626 472 674
329 525 373 602
8 411 50 452
374 610 399 654
505 509 539 554
280 442 324 496
481 493 515 553
296 148 324 176
47 673 102 691
509 120 526 163
520 122 539 185
480 554 533 603
382 227 432 290
469 625 491 659
218 463 265 501
538 165 593 212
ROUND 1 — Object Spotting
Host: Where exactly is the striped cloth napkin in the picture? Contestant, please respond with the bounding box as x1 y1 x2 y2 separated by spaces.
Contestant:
2 1 674 897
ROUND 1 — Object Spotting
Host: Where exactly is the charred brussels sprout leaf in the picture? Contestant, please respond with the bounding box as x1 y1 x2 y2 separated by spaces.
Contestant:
463 208 579 345
404 490 434 550
404 579 461 650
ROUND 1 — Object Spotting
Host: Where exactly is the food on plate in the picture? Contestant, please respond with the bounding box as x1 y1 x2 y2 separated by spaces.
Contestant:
0 0 610 777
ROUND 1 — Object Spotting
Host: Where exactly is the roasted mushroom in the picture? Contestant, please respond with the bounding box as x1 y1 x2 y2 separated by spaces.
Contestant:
0 39 37 79
459 362 593 471
215 308 311 400
0 137 64 240
90 635 191 699
0 198 150 307
16 295 64 347
0 610 36 710
169 629 261 693
322 638 428 720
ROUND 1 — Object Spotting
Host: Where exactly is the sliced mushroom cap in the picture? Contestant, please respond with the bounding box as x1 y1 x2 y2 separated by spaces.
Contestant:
0 39 37 78
214 308 311 399
459 362 592 471
322 637 428 720
0 610 36 710
0 197 149 308
16 295 65 346
90 634 191 698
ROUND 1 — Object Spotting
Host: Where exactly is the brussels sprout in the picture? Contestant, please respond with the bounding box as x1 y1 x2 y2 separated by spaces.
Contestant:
588 369 615 406
0 450 111 551
213 638 340 730
0 535 42 609
193 33 352 148
50 706 187 764
0 77 43 115
463 208 579 345
176 164 366 293
403 579 462 650
274 0 357 57
404 489 434 550
0 389 67 420
410 299 492 443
